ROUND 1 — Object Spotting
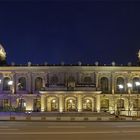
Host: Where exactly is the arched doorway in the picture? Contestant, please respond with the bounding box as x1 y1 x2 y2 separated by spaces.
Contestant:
17 98 26 112
47 97 59 112
33 98 41 112
101 99 109 112
65 97 77 112
50 98 59 111
82 98 93 111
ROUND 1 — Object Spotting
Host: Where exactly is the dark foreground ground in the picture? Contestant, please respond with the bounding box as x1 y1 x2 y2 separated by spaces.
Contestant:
0 121 140 140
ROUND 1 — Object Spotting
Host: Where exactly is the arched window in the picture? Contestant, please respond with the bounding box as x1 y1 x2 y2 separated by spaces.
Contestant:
132 77 139 92
50 75 58 85
3 77 10 91
101 99 109 110
83 76 92 84
35 77 43 91
117 99 124 109
18 77 26 91
100 77 109 92
116 77 125 92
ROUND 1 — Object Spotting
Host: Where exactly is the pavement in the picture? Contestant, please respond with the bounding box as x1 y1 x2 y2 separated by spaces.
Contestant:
0 121 140 140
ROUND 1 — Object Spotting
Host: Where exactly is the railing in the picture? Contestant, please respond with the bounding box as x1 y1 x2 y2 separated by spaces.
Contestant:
42 84 98 91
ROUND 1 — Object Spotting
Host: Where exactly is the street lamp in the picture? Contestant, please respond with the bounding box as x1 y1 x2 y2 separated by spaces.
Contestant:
8 80 13 118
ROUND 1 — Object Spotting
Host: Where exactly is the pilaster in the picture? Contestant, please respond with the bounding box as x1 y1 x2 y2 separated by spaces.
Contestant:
59 95 64 112
77 94 82 112
96 94 100 112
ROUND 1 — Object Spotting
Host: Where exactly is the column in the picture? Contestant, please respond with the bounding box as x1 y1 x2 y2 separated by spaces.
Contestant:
59 95 64 112
41 95 45 112
96 94 100 112
27 72 31 93
77 94 82 112
111 72 115 94
95 72 99 89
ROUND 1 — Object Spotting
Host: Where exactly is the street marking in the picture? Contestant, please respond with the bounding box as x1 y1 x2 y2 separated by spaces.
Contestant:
116 125 140 128
0 126 9 128
0 129 19 131
0 130 140 135
47 126 86 128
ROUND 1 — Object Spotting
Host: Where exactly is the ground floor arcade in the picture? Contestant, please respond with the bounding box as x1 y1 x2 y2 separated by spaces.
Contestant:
0 91 140 116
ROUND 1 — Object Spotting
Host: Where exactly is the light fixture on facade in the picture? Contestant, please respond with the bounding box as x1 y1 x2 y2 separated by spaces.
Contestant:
8 80 13 86
127 83 132 88
23 102 26 107
118 84 124 89
86 99 90 103
69 99 73 103
52 99 56 103
135 82 140 86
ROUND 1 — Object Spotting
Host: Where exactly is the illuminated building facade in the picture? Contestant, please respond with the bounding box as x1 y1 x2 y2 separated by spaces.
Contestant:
0 44 140 116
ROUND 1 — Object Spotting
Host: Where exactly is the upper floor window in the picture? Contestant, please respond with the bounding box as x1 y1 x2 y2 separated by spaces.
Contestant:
50 75 58 85
116 77 125 92
18 77 26 91
3 77 10 91
35 77 43 91
83 76 92 84
100 77 109 92
67 76 75 89
132 77 140 92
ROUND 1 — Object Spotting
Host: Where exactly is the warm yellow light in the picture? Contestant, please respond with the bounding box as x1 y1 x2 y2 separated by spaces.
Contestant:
118 84 123 89
127 83 132 88
8 80 13 86
52 99 56 103
86 99 90 103
135 82 140 86
69 99 73 103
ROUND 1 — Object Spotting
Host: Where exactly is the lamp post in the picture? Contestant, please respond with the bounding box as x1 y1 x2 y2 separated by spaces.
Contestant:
127 83 132 116
8 80 13 118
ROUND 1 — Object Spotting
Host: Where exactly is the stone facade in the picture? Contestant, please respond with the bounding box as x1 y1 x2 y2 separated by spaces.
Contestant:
0 65 139 116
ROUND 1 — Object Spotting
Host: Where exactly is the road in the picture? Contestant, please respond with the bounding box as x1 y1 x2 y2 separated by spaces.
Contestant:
0 121 140 140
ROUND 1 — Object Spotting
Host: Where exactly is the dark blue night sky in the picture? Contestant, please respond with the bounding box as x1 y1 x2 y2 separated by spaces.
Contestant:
0 1 140 65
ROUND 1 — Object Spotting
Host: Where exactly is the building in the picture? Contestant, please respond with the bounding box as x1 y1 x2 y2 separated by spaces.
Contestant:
0 44 140 116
